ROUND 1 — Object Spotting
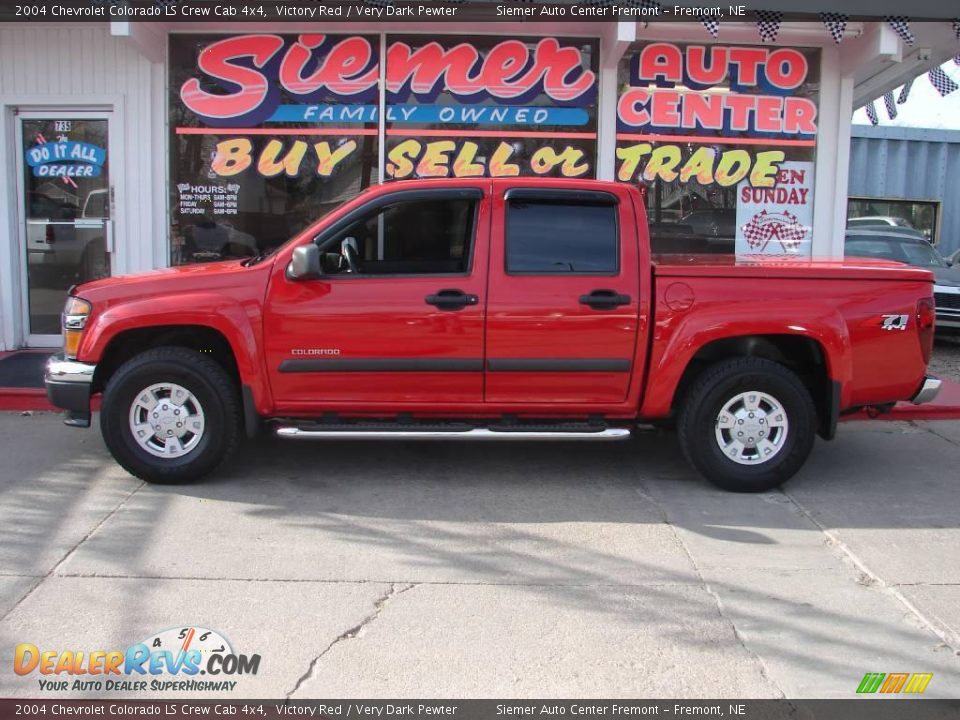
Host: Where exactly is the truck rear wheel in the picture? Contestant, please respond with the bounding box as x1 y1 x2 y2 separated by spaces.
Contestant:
678 357 816 493
100 347 240 483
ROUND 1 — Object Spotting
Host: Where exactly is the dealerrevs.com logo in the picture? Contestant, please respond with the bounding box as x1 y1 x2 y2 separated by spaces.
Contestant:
14 626 260 693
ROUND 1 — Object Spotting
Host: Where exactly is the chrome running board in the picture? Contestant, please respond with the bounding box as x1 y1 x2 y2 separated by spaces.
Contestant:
275 427 631 441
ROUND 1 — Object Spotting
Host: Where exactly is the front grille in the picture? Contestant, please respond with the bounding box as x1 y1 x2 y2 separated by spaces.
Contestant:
934 292 960 310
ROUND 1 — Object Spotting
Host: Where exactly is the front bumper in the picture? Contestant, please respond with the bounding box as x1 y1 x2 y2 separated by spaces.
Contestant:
44 354 96 427
911 376 942 405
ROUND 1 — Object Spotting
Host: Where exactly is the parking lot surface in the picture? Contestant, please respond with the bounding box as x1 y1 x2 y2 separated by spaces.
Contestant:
930 335 960 383
1 413 958 699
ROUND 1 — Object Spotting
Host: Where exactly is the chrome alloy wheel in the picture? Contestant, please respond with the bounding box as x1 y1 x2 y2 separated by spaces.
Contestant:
128 382 206 459
714 391 789 466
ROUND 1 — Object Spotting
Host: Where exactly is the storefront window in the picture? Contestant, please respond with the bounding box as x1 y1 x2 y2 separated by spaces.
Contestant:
169 33 599 266
169 34 379 265
383 35 598 181
615 43 820 257
847 198 939 245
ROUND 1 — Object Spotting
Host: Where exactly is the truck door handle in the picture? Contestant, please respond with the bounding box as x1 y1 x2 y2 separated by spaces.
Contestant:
425 289 478 311
579 290 631 310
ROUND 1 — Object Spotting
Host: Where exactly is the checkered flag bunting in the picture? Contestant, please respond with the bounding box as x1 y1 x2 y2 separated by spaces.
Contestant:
929 66 959 97
897 78 913 104
953 20 960 40
883 92 898 119
885 17 915 46
153 0 176 7
864 101 879 126
702 19 720 38
955 54 960 68
820 13 848 44
755 11 782 43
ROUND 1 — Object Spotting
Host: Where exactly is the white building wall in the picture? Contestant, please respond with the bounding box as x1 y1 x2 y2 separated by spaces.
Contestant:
0 23 165 350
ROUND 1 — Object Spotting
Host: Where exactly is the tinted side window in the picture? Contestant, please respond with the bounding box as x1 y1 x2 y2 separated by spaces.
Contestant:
506 201 618 274
330 199 476 276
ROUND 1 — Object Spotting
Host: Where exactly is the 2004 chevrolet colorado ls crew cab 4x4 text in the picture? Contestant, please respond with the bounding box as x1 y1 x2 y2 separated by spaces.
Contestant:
45 178 941 492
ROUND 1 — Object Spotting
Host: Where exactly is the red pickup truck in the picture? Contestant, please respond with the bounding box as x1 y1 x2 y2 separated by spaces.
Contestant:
44 178 940 492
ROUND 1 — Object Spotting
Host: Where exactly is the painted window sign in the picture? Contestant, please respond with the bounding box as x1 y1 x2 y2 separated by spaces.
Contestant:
179 34 595 127
170 33 380 267
615 42 820 257
169 33 597 266
618 44 816 137
382 35 597 181
25 140 107 178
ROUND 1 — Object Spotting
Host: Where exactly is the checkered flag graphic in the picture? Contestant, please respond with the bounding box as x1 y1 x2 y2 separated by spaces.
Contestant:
897 78 913 104
740 212 769 251
755 11 782 43
773 215 808 252
153 0 176 7
885 17 915 46
929 66 959 97
953 20 960 40
585 0 617 5
864 101 879 126
820 13 848 44
364 0 393 6
740 211 808 253
883 91 898 119
954 54 960 68
701 19 720 38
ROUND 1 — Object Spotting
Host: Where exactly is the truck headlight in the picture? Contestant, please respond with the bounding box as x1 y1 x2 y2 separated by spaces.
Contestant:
62 296 92 359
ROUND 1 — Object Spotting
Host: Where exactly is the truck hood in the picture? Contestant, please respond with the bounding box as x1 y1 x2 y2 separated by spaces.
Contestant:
72 259 272 306
932 264 960 288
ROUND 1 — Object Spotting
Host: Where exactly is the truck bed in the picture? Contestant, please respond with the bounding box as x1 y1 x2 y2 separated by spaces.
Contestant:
653 254 935 282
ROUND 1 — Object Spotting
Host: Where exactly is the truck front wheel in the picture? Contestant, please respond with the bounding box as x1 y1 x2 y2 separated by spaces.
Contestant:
678 357 817 493
100 347 241 483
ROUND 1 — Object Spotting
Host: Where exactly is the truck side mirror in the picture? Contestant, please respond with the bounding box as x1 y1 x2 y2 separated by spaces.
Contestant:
287 244 321 280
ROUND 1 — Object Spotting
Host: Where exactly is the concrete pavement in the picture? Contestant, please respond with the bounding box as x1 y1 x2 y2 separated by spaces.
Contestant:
0 412 958 698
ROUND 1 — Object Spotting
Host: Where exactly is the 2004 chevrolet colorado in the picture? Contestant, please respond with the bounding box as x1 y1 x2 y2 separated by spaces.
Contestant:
45 178 941 492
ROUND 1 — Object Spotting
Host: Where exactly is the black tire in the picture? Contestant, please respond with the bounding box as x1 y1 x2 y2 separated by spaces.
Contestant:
677 357 817 493
100 347 241 483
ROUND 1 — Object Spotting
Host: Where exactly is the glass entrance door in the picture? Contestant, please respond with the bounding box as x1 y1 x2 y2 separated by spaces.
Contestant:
18 114 112 345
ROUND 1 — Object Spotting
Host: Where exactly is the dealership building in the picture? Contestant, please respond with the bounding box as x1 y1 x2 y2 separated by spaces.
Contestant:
0 10 958 350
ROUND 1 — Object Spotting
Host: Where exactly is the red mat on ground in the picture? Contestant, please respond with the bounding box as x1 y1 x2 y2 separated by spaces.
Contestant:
843 377 960 422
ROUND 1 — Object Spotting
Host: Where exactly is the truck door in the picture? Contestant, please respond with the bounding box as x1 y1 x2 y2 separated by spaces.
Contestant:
485 186 641 404
264 186 489 409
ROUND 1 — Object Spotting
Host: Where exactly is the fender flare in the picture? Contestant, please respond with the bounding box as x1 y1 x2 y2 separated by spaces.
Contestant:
639 304 853 418
81 292 272 415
